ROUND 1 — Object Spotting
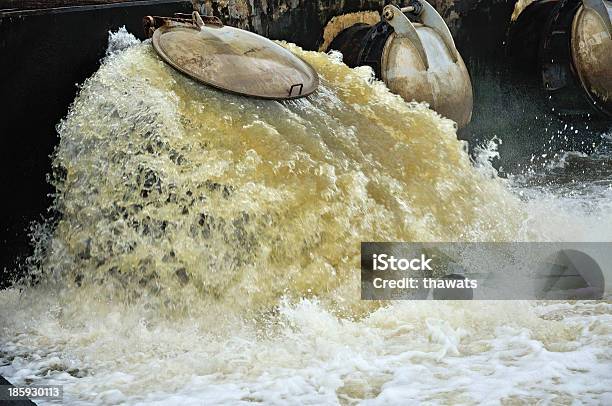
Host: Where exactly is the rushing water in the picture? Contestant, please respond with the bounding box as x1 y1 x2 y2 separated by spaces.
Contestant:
1 30 611 405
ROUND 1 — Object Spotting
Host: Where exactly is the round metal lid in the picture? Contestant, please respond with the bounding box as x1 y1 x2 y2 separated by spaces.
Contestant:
571 2 612 116
152 22 319 100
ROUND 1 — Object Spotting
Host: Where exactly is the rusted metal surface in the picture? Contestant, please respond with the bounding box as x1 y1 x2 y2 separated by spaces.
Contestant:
194 0 388 44
144 12 222 37
571 1 612 116
520 0 612 118
148 11 319 99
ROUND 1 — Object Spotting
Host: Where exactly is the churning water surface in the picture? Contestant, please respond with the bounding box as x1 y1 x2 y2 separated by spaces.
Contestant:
1 30 611 405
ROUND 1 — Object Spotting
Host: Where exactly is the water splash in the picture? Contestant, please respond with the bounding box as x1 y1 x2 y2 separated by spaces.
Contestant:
29 37 523 317
1 31 610 405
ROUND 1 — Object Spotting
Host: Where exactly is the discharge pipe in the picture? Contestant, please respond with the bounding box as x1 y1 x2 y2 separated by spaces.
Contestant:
326 0 473 128
510 0 612 119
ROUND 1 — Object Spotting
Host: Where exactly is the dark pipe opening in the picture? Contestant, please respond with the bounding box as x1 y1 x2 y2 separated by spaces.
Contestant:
328 21 394 79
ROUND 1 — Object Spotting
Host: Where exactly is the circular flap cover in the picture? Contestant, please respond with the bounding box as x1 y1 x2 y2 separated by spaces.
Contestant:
152 25 319 99
571 4 612 116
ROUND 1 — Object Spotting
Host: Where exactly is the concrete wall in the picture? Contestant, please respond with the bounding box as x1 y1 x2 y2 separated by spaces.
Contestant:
192 0 516 52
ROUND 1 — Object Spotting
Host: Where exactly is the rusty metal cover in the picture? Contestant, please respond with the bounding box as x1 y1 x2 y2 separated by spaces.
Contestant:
571 1 612 116
152 23 319 99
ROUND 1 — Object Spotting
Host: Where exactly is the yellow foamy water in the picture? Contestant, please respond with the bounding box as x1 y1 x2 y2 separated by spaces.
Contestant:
1 34 610 405
37 40 521 316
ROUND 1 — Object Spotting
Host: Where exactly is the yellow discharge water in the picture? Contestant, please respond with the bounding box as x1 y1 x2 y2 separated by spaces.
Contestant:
36 42 522 317
2 39 611 405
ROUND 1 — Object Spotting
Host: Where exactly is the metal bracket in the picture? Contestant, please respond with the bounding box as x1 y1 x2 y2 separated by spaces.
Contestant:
399 0 424 17
382 4 430 69
289 83 304 97
383 1 460 64
143 11 223 38
415 0 459 62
